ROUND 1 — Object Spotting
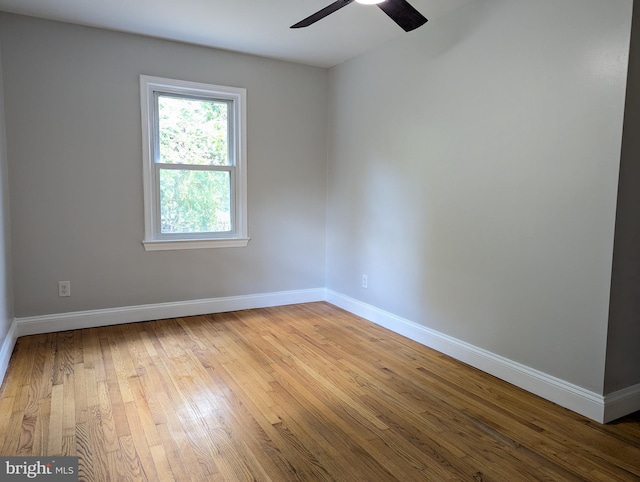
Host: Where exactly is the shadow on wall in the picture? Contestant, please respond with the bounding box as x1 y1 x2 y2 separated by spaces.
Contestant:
377 0 490 69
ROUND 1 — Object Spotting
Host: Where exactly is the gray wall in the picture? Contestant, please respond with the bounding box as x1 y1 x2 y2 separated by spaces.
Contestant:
605 0 640 394
0 39 14 344
0 14 328 317
327 0 632 393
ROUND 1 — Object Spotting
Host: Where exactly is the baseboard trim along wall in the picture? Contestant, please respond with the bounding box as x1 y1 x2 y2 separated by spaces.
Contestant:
325 290 634 424
15 288 326 337
7 288 639 423
603 383 640 423
0 318 17 386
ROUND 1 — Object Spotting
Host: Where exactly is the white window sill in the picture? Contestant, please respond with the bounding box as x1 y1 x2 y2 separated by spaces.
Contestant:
143 237 250 251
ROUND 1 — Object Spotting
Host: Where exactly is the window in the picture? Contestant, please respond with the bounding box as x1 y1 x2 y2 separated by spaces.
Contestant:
140 75 248 250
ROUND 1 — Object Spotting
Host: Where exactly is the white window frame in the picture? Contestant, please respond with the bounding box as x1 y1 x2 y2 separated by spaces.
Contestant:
140 75 248 251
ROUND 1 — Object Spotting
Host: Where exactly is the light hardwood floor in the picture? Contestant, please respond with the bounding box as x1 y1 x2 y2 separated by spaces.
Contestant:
0 302 639 481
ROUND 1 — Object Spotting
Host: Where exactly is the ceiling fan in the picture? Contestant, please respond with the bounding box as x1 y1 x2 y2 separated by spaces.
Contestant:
291 0 428 32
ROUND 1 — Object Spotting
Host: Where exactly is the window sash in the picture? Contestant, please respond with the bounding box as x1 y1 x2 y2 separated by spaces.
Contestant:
151 91 237 238
153 92 235 167
153 164 236 239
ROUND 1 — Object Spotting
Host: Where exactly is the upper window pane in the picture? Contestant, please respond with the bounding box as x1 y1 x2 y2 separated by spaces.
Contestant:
157 94 230 166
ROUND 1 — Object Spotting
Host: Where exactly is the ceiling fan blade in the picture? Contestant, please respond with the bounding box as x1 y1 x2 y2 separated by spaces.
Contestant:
291 0 356 28
376 0 427 32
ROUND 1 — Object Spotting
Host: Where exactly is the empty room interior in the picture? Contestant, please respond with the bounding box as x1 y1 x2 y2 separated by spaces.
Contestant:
0 0 639 480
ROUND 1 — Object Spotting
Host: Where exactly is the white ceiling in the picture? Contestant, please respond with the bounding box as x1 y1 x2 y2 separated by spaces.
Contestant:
0 0 471 67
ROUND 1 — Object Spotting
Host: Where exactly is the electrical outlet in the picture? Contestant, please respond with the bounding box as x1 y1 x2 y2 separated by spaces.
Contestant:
362 274 368 289
58 281 71 297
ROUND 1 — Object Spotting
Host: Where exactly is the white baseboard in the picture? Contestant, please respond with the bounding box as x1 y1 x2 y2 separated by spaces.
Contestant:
0 318 17 385
15 288 326 337
603 383 640 423
325 290 611 423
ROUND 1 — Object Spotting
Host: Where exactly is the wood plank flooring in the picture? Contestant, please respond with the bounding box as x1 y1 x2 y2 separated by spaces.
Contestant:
0 302 639 481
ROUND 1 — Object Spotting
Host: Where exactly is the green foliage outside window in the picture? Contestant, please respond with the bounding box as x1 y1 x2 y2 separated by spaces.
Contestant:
157 95 232 234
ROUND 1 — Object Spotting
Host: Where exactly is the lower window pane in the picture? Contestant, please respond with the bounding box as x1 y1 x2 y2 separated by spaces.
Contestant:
159 169 231 234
